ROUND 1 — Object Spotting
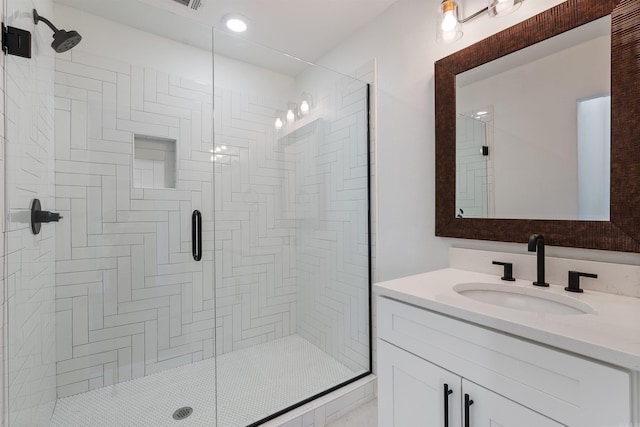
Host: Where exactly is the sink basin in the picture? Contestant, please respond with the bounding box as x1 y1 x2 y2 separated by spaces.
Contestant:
453 282 595 315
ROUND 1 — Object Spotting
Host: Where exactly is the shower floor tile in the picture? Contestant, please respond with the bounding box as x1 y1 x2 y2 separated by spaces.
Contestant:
50 335 359 427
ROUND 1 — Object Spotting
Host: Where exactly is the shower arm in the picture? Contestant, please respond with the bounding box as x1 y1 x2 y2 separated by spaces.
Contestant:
33 10 59 33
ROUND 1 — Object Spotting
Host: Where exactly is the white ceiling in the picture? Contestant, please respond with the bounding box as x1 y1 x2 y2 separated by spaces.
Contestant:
54 0 399 74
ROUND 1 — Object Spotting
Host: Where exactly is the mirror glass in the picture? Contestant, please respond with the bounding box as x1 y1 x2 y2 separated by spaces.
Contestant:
455 16 610 220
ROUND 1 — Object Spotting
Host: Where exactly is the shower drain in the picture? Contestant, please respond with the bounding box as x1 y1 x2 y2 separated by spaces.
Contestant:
172 407 193 420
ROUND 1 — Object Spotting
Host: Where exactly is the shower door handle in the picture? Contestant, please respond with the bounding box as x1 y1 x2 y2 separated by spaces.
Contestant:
192 210 202 261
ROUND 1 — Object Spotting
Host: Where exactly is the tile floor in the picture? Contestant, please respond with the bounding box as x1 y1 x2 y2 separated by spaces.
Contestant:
50 335 362 426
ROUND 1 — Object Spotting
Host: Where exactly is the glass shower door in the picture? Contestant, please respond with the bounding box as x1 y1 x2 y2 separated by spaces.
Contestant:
212 31 371 426
4 1 217 425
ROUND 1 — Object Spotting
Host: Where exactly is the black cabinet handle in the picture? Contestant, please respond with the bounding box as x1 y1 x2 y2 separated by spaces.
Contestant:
192 210 202 261
464 393 474 427
443 383 453 427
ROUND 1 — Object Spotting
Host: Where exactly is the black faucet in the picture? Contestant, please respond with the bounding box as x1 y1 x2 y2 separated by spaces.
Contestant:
527 234 549 287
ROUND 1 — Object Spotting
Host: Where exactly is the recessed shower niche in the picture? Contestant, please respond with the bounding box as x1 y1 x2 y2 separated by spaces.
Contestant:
133 134 177 189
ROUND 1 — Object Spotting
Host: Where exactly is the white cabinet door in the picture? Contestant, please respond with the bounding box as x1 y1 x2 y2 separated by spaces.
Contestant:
378 339 462 427
462 380 564 427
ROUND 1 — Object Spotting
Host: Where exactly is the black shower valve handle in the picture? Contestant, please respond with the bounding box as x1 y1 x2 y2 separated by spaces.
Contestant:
31 198 63 235
35 210 63 223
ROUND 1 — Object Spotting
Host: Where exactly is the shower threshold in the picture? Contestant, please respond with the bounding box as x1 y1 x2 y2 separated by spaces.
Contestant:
50 335 360 426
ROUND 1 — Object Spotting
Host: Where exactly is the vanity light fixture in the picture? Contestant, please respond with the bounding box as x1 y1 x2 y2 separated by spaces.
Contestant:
438 0 524 43
286 103 297 123
224 14 249 33
299 93 313 116
274 111 286 130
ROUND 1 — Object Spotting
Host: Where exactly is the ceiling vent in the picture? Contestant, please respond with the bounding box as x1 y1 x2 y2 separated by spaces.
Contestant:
171 0 205 11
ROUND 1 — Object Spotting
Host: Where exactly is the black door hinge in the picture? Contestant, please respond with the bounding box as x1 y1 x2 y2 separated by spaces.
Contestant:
2 24 31 58
481 145 489 156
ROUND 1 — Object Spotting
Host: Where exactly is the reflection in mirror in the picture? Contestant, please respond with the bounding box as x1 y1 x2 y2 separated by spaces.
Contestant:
455 16 611 220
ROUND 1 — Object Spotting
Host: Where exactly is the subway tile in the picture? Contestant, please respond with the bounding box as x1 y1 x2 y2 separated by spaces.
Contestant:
73 336 131 359
103 269 118 317
55 109 71 160
72 296 89 346
55 84 87 101
70 100 88 150
117 257 132 303
102 82 117 130
116 164 130 211
131 333 145 379
144 320 158 364
117 119 168 137
56 96 72 111
118 347 132 382
130 110 179 128
56 258 117 274
117 73 131 120
71 50 131 75
144 68 157 103
56 58 118 83
87 90 103 139
55 71 102 92
56 310 73 361
71 198 88 248
56 159 116 175
104 309 157 328
102 175 117 223
89 323 144 343
131 65 144 111
103 362 118 386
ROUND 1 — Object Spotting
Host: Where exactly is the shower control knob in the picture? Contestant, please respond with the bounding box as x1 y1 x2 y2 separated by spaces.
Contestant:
31 199 63 235
35 210 62 223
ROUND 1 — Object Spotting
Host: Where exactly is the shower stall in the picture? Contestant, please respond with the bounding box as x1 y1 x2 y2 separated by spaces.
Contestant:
3 0 371 426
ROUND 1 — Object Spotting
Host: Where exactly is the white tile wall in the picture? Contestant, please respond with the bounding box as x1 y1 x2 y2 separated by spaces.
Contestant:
51 17 372 410
212 84 298 355
290 76 371 373
54 50 216 398
5 0 58 425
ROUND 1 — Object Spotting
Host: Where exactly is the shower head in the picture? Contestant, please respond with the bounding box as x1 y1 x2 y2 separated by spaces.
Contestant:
33 9 82 53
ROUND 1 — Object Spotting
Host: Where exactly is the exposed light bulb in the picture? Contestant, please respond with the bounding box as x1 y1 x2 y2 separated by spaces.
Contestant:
441 10 457 32
275 117 284 130
495 0 515 14
300 100 310 115
286 109 295 122
442 30 458 42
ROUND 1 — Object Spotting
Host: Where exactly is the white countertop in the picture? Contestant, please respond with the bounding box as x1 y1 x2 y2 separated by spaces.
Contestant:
374 268 640 371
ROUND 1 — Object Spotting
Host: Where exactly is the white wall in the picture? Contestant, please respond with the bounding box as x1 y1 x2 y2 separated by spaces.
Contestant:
312 0 640 281
457 34 610 220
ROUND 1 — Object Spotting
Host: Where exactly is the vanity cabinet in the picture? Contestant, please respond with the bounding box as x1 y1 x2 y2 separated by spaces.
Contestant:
378 340 562 426
377 296 632 427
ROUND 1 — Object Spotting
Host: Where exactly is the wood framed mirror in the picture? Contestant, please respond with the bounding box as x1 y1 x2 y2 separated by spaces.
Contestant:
435 0 640 252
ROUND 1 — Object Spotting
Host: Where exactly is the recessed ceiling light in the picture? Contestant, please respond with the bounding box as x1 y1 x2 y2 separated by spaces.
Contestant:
224 14 248 33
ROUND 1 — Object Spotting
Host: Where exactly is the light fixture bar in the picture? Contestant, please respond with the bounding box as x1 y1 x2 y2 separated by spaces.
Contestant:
459 7 489 23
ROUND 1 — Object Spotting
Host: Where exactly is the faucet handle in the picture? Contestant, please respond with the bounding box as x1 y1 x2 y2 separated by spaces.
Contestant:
492 261 515 281
565 271 598 293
